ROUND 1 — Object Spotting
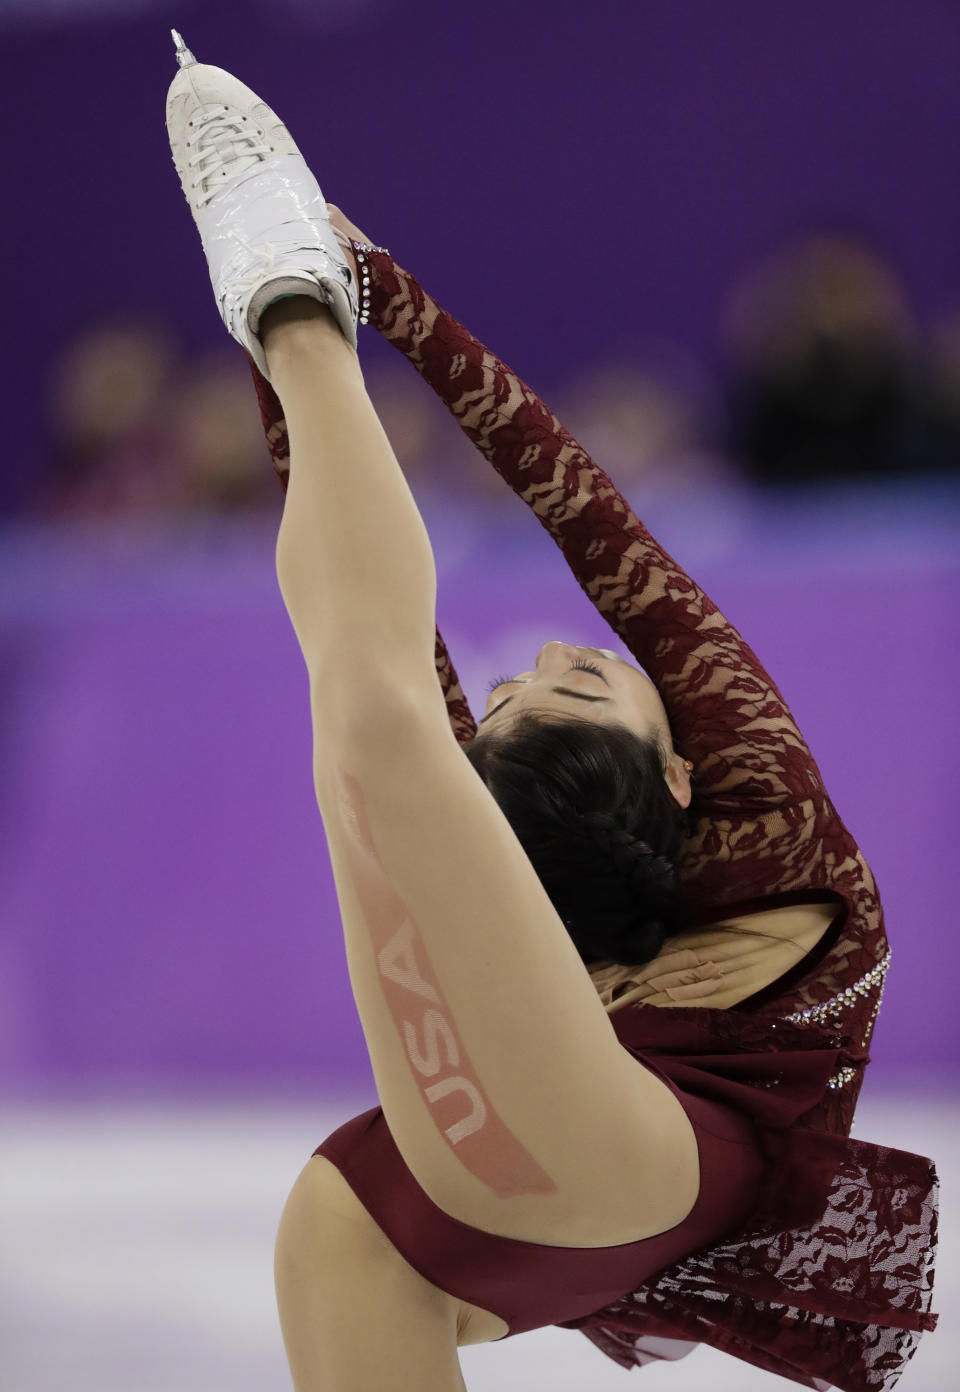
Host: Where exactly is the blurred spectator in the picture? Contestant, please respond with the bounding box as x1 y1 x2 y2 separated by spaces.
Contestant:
29 318 500 522
33 319 298 520
364 354 512 506
363 356 447 491
554 342 739 501
720 234 956 484
165 348 278 513
924 307 960 472
51 251 960 528
35 315 185 520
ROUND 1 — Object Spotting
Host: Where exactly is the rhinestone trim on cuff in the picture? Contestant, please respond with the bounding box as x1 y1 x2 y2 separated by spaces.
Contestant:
351 240 391 326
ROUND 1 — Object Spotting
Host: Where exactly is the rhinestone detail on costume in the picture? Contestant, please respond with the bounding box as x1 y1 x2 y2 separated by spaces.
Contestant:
780 950 891 1032
351 240 391 326
778 949 891 1088
826 1065 859 1090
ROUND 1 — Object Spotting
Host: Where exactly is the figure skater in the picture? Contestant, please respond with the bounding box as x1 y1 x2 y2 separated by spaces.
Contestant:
164 31 938 1392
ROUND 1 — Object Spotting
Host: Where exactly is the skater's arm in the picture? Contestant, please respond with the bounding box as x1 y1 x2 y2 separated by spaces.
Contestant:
343 228 881 924
353 237 827 819
248 210 860 917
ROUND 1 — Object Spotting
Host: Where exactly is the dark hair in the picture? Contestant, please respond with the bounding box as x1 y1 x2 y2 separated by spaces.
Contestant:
462 710 700 967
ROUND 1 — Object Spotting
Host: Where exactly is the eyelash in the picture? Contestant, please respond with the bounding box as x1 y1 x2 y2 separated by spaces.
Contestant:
485 658 604 695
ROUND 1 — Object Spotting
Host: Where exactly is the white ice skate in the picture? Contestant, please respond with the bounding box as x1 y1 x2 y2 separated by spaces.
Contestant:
165 29 358 382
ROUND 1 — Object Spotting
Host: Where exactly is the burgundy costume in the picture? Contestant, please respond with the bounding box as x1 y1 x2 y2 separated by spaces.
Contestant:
245 245 938 1391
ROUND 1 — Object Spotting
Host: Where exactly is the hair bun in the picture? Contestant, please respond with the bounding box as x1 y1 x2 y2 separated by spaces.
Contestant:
582 811 676 896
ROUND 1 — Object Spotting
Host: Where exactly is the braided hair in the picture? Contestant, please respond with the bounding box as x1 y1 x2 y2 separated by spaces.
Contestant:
463 709 698 966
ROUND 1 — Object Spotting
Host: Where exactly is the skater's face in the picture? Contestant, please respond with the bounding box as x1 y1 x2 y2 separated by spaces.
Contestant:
479 641 685 778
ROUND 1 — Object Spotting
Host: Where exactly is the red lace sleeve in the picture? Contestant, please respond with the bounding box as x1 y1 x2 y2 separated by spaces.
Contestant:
358 250 825 800
348 250 868 902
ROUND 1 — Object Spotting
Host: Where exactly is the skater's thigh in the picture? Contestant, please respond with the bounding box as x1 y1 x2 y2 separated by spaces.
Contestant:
310 701 700 1247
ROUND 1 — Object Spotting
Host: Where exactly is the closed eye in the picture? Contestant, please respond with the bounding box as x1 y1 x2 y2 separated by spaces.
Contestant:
485 672 518 695
480 660 610 725
486 659 605 695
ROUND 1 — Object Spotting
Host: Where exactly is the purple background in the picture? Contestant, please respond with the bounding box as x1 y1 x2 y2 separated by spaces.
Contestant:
2 0 959 1097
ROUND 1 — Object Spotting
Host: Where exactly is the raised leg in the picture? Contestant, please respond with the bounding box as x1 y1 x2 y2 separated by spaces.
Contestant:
261 296 439 690
246 274 479 745
260 301 699 1250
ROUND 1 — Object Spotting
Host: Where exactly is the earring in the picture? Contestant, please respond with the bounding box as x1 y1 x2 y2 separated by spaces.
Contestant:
683 759 694 773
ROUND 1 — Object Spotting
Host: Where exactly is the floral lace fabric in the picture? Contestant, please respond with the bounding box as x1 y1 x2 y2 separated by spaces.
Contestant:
567 1007 939 1390
244 247 938 1391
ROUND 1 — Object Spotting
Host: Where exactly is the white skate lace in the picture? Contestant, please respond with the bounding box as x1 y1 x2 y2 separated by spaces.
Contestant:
186 104 272 208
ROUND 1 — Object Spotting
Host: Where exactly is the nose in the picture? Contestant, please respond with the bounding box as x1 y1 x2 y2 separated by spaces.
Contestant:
537 641 616 668
536 640 579 670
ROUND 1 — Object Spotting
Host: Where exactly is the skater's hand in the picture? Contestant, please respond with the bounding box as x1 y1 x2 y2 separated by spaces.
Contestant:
326 204 377 285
